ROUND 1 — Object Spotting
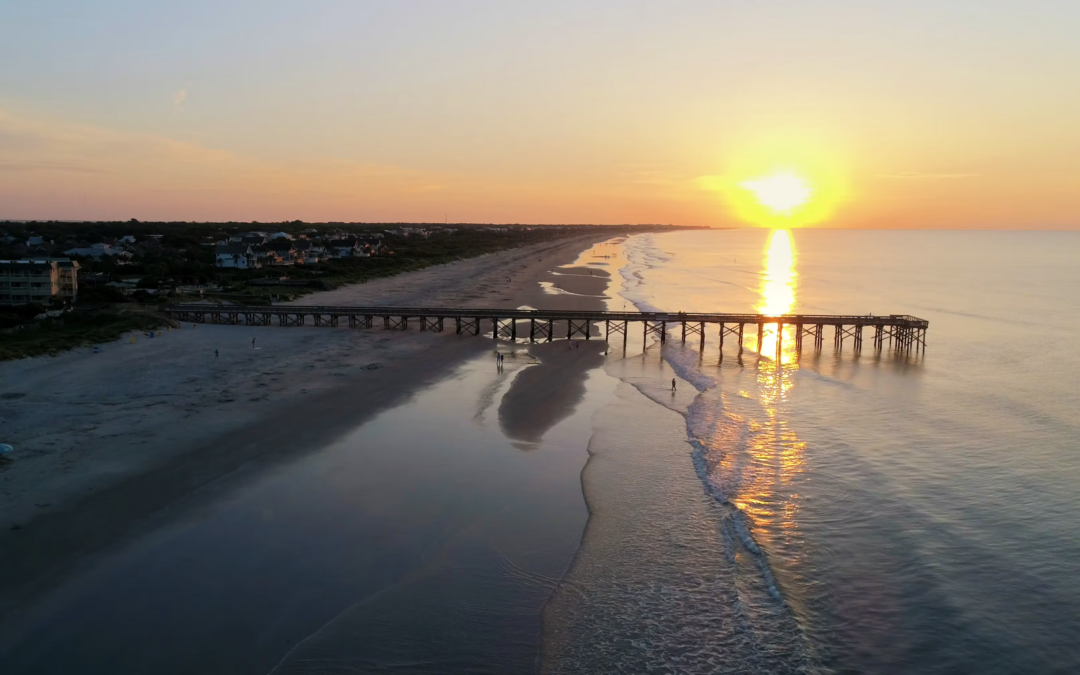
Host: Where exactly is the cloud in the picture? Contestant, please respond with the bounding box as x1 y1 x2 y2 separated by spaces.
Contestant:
0 160 108 174
879 171 980 179
172 88 188 114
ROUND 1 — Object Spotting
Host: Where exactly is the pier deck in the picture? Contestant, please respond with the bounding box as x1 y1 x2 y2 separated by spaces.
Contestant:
164 305 928 355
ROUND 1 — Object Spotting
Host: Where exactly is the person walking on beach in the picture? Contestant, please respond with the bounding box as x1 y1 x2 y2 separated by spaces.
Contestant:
671 378 677 393
215 349 219 359
251 338 256 349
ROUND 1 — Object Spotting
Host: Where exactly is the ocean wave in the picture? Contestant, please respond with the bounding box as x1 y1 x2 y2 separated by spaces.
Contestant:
612 233 810 654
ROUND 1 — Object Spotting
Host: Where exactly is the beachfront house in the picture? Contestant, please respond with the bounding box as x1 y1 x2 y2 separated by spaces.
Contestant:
265 238 298 265
215 243 260 269
291 239 325 264
330 237 363 258
250 245 275 265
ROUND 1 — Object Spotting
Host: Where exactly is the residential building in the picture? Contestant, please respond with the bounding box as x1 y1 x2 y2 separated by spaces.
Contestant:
250 245 275 265
291 239 325 264
229 231 268 243
38 258 80 300
215 244 260 269
330 237 363 258
265 238 298 264
0 259 80 305
64 242 131 259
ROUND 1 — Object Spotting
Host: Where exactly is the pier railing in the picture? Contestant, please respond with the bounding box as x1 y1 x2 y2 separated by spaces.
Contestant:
164 305 928 355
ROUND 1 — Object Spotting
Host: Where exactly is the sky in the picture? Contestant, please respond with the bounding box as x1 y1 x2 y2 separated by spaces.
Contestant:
1 0 1079 228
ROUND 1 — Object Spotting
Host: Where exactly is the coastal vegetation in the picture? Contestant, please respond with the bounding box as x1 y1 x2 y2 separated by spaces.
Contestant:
0 310 163 361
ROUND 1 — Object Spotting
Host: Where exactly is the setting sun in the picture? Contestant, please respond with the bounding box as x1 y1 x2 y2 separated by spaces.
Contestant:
741 172 813 215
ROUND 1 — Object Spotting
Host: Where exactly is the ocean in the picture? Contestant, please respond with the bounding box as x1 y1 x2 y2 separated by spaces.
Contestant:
543 229 1080 674
4 229 1079 673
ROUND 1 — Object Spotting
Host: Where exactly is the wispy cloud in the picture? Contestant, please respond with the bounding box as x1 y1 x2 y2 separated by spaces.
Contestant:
0 160 108 174
880 171 980 179
172 88 188 114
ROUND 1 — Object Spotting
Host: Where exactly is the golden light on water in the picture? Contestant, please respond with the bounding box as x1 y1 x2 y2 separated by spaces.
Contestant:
728 227 806 554
754 229 798 363
759 229 796 316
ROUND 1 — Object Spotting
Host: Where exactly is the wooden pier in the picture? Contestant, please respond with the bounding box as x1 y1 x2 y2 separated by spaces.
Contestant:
164 305 928 356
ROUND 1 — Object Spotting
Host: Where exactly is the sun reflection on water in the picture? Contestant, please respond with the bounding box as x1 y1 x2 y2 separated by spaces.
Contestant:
753 229 799 365
730 228 807 556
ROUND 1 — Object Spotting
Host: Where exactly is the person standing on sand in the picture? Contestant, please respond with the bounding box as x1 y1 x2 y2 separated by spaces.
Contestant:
672 378 677 393
215 349 219 359
251 338 256 349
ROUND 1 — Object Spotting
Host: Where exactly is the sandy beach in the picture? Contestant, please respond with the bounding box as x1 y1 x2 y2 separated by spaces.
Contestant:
0 233 617 620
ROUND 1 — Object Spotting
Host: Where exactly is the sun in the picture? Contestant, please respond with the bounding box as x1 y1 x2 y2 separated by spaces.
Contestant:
740 172 813 215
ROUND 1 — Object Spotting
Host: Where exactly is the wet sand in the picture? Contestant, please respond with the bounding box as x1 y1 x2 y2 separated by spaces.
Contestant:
499 341 607 448
0 233 614 623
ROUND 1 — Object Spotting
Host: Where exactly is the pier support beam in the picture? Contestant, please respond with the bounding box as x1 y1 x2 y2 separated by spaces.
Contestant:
568 320 590 340
421 317 444 332
643 321 666 349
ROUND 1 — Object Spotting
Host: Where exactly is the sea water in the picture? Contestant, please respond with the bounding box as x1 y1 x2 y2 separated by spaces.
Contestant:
543 229 1080 673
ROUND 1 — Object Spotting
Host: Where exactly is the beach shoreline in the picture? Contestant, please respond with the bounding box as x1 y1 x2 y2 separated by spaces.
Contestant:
0 233 616 622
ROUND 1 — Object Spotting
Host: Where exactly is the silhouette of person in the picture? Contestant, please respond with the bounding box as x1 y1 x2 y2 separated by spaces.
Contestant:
671 378 677 393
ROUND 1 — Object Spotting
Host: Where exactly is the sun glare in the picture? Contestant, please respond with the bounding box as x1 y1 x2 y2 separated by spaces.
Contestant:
759 229 796 316
755 229 798 363
741 172 813 215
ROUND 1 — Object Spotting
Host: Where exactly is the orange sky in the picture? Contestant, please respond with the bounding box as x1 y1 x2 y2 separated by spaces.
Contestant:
2 2 1079 228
